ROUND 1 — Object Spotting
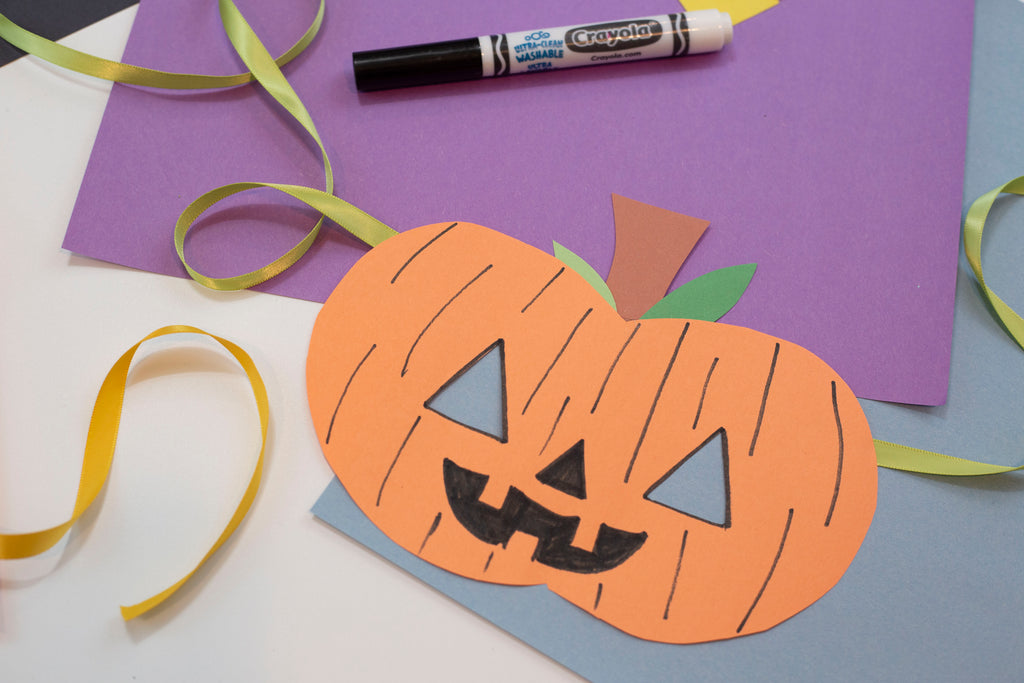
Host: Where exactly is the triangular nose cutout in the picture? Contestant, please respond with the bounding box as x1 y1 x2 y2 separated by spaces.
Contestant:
536 440 587 499
425 340 507 442
644 429 730 528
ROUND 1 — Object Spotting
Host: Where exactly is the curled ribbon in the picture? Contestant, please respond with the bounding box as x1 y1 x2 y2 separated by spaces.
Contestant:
0 0 398 291
875 176 1024 476
0 2 322 89
0 326 269 619
174 0 397 290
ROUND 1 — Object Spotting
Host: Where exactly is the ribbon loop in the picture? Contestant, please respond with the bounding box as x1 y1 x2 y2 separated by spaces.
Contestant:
0 327 270 619
171 0 398 290
0 0 398 291
963 176 1024 351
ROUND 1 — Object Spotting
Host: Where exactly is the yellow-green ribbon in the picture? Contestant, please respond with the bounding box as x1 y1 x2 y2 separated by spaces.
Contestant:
174 0 396 290
874 440 1024 476
875 176 1024 476
0 326 269 620
0 2 322 89
963 176 1024 351
0 0 398 291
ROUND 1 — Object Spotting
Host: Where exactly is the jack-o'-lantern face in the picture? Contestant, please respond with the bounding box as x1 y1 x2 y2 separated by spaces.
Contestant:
429 340 648 575
307 222 877 644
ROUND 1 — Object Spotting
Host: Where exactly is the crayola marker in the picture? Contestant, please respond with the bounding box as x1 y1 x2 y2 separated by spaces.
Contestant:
352 10 733 91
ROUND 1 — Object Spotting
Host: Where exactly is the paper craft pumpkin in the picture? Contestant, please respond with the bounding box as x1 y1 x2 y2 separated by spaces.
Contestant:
307 221 877 643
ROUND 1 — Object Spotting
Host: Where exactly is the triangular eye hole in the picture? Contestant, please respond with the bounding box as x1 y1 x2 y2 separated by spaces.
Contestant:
425 340 508 442
644 428 731 528
536 440 587 499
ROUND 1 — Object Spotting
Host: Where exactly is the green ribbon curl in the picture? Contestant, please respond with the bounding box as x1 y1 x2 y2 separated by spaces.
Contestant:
175 0 396 290
0 1 321 88
0 0 397 291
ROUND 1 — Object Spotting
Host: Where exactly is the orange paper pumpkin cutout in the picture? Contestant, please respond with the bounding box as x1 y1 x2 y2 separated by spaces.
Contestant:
306 222 877 644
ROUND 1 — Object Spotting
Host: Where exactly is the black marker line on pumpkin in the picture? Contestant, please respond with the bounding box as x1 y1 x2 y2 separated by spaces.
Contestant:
521 266 565 313
624 323 690 483
402 264 493 377
591 322 641 414
377 416 422 506
538 396 571 457
391 222 459 284
522 307 593 414
484 551 494 572
825 381 844 527
325 343 376 445
594 582 604 610
419 512 443 554
748 342 781 458
737 507 794 633
692 356 720 430
662 529 689 620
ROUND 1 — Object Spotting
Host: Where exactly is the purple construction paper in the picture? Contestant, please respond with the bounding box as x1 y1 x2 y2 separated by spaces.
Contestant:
63 0 972 404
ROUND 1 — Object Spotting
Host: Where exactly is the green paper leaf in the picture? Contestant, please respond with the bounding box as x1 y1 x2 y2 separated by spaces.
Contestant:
552 241 617 311
641 264 757 321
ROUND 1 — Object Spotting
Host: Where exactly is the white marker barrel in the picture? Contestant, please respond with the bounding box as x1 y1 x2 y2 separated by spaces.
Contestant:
353 11 733 91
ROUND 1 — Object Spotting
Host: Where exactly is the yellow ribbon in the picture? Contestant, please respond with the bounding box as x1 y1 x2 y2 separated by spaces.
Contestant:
0 326 269 620
0 0 398 291
875 176 1024 476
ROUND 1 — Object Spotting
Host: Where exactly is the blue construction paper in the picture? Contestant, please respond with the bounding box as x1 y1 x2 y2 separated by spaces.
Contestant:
645 431 729 527
312 469 1024 681
425 342 506 441
311 2 1024 679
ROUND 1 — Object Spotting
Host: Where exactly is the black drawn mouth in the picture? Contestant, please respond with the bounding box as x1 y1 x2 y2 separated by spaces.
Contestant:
442 458 647 574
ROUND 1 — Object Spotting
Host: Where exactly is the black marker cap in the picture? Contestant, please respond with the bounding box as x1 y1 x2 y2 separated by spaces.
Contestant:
353 38 483 92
